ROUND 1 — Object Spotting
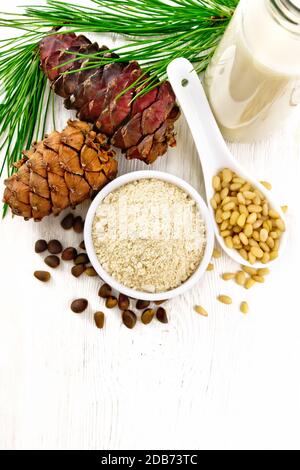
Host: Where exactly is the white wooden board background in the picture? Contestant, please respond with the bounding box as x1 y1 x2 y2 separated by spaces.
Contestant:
1 0 300 451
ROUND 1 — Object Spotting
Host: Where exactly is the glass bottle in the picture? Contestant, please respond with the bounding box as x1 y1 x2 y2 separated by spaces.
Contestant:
204 0 300 142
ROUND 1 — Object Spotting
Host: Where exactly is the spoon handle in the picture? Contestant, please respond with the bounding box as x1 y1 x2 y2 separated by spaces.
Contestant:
167 58 287 269
167 58 231 184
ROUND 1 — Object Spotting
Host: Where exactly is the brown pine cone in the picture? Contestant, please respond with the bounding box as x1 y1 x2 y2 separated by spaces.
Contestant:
39 33 180 164
3 120 117 220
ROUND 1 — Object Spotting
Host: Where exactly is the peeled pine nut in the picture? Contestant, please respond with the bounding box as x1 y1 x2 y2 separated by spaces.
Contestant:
266 220 273 231
260 181 272 190
210 198 217 210
262 252 270 264
257 268 270 276
259 242 269 253
253 195 261 205
230 211 239 226
245 278 256 289
270 231 279 239
223 202 235 211
237 213 246 227
220 187 229 200
217 295 232 305
213 248 222 259
225 237 234 248
237 192 246 204
215 209 223 224
233 177 245 184
254 188 264 199
235 271 246 286
262 203 269 217
242 266 257 276
222 211 231 221
252 275 265 283
206 263 214 271
233 235 241 245
222 168 233 183
221 230 231 237
221 196 231 206
269 209 280 219
247 213 257 224
241 183 251 192
253 219 263 229
215 193 221 204
220 221 229 231
239 204 248 215
250 246 264 259
244 224 253 237
248 253 256 265
260 228 268 242
213 175 221 191
270 251 279 260
239 232 249 246
240 301 249 314
281 205 288 213
195 305 208 317
275 219 286 231
248 204 262 213
222 273 235 281
243 191 255 200
230 183 242 191
239 249 248 260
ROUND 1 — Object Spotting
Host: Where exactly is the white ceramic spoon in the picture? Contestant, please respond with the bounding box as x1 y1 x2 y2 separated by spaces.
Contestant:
167 58 286 268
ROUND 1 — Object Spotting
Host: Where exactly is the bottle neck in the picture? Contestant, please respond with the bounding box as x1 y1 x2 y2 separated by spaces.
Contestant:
240 0 300 74
267 0 300 33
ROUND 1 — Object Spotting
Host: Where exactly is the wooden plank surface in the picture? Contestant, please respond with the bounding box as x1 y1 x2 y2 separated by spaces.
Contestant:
1 1 300 450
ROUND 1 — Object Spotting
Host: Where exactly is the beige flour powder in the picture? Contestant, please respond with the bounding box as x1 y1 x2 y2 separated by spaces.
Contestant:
92 179 206 293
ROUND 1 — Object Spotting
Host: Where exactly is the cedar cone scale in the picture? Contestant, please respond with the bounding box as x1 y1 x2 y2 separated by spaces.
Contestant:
3 120 117 220
39 33 180 164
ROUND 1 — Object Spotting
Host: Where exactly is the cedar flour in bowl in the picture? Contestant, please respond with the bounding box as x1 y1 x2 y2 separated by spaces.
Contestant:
88 173 211 298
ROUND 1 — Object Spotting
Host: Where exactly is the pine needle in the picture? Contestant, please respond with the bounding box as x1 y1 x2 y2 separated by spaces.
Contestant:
24 0 237 82
0 29 52 216
0 38 44 170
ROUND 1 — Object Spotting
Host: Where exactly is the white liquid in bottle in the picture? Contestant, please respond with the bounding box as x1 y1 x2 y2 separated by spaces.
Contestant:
205 0 300 142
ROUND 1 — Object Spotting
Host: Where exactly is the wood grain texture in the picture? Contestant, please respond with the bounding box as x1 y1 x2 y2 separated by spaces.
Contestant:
1 1 300 450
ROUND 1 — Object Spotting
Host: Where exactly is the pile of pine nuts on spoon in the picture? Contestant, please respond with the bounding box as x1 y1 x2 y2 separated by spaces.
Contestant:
210 168 286 264
195 182 288 318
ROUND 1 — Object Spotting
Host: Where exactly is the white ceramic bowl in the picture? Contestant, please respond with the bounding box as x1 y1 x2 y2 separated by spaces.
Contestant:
84 170 214 301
